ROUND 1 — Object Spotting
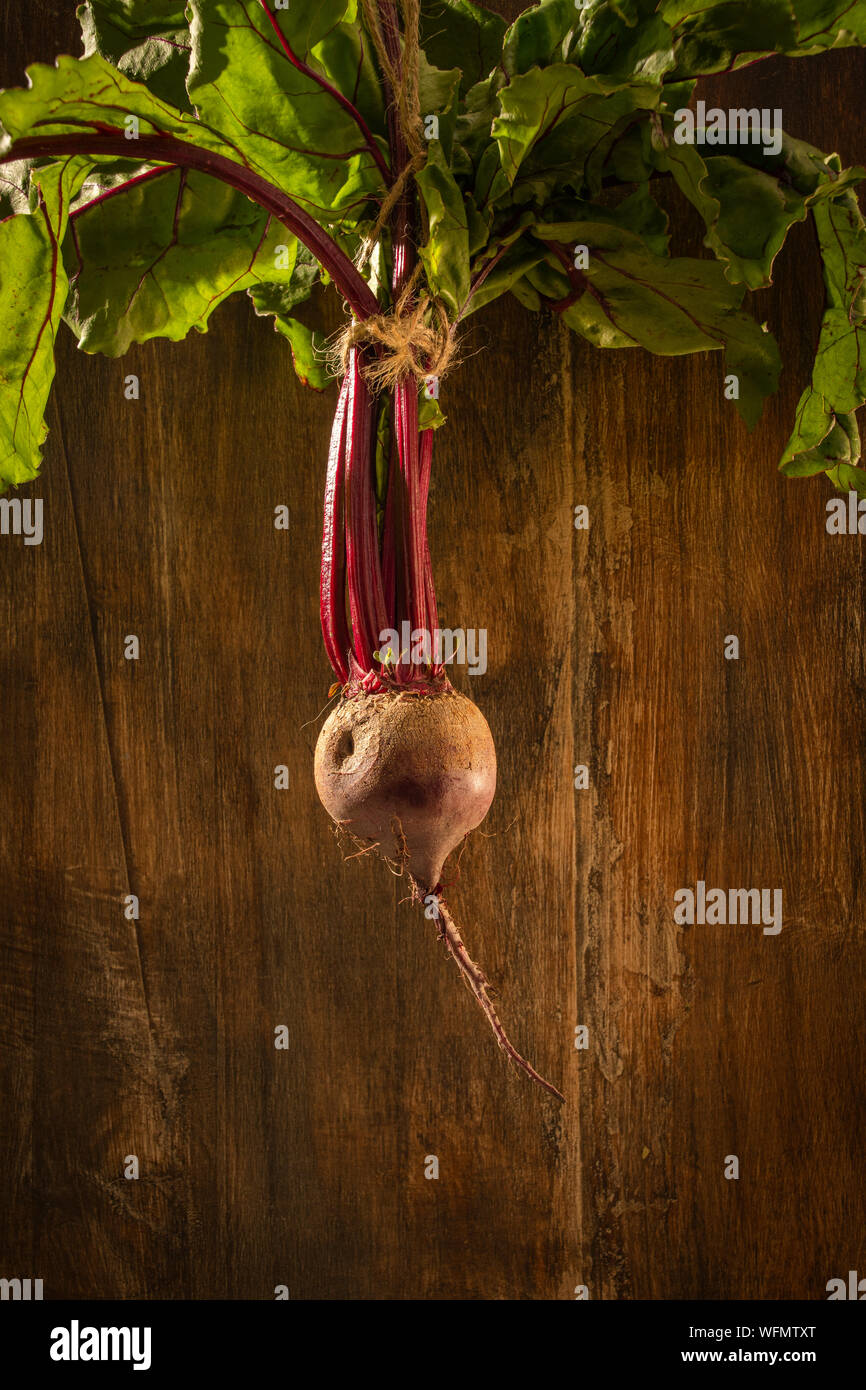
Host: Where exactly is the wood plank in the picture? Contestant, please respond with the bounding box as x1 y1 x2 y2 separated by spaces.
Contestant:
0 0 863 1301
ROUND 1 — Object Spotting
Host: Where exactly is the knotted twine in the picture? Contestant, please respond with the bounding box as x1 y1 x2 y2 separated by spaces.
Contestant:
335 270 458 391
336 0 457 393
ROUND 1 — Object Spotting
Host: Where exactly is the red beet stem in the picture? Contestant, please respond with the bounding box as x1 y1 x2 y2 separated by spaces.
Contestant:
2 134 379 321
320 374 351 684
380 431 398 634
324 367 439 687
319 3 440 692
397 380 427 644
418 429 439 640
345 352 389 674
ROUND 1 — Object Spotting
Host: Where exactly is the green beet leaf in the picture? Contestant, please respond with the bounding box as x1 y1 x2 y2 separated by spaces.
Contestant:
0 52 235 161
1 0 866 493
249 247 330 390
463 234 548 316
63 166 318 359
779 392 861 475
251 294 330 391
662 0 798 77
81 0 188 25
77 0 193 111
418 1 506 95
493 65 661 199
650 123 810 290
531 219 781 426
0 158 32 217
660 0 866 77
789 0 866 52
186 1 387 223
545 185 671 259
780 190 866 476
0 157 92 489
416 140 471 317
570 0 677 88
501 0 579 77
417 49 461 164
826 458 866 497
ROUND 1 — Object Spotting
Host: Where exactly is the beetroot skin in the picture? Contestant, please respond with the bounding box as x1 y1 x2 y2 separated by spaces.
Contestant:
314 688 496 891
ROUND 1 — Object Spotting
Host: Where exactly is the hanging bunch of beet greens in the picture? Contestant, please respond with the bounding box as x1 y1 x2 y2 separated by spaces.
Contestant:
2 0 866 1101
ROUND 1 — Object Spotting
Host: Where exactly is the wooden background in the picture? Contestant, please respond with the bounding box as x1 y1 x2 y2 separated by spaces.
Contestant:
1 1 865 1301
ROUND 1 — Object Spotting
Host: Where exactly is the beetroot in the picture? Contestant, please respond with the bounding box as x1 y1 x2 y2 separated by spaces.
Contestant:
315 689 496 892
314 344 563 1103
309 1 562 1102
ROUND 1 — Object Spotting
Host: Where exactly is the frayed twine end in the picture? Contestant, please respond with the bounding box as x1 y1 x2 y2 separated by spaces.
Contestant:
330 281 458 393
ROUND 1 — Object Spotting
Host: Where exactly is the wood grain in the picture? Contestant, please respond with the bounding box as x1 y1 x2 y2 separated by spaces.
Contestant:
0 1 864 1300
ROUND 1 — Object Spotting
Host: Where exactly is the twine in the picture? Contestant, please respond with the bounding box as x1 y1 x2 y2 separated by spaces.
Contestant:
360 0 424 161
336 2 455 391
333 275 458 391
356 0 425 269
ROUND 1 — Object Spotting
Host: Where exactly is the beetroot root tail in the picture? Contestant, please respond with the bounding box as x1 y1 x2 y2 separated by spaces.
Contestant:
432 899 565 1103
